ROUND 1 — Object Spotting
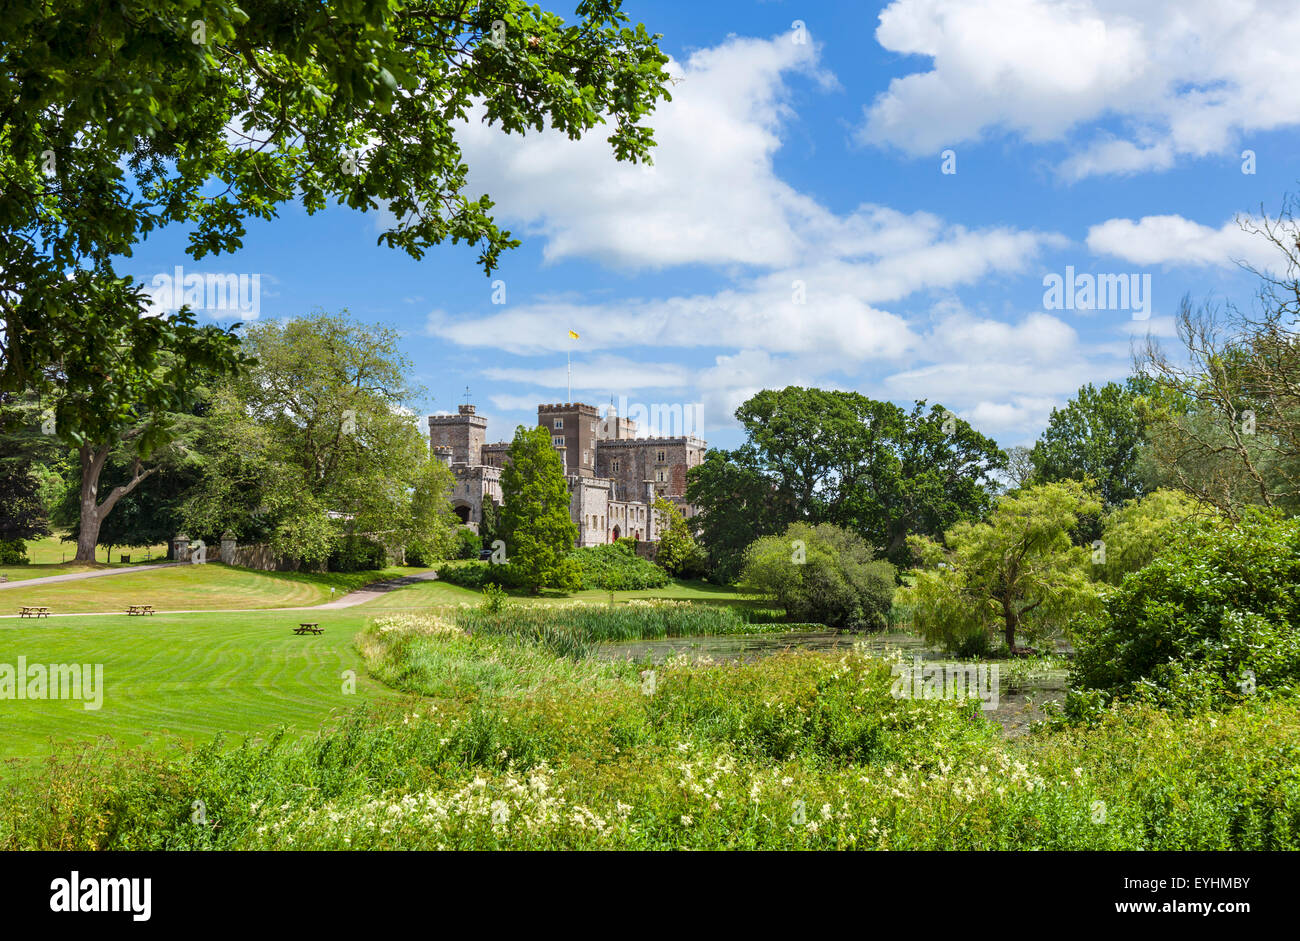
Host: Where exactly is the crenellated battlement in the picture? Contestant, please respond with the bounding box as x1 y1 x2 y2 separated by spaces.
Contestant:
538 402 599 415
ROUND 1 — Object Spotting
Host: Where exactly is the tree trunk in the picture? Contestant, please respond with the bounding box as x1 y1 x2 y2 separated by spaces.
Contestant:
74 444 156 563
1001 597 1017 651
75 445 109 562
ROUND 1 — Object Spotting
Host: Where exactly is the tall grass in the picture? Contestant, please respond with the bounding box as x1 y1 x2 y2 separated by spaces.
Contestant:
5 636 1298 849
454 600 756 657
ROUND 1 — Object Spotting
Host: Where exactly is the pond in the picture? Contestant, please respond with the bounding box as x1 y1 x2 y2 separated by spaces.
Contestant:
596 630 1069 737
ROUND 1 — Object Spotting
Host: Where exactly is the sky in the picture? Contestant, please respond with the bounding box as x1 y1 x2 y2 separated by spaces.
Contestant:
129 0 1300 451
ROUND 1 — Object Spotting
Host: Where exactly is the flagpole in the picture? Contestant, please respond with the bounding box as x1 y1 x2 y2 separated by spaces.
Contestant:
567 346 571 403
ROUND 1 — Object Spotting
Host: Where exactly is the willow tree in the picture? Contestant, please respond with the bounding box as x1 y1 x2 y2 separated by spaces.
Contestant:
1 0 671 559
901 480 1103 654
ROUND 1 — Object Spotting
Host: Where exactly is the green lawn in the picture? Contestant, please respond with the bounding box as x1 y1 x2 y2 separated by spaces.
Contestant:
24 533 171 565
0 562 427 614
1 533 172 583
0 608 395 763
0 574 755 765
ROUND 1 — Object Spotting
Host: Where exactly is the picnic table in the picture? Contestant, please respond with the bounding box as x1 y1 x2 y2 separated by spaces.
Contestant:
294 622 324 635
19 606 51 618
127 604 155 616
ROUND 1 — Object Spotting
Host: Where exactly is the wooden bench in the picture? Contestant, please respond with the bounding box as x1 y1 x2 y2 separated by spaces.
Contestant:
19 606 51 618
127 604 155 616
294 622 324 635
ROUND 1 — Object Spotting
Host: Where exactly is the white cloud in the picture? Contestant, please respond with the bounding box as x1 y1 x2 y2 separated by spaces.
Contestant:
857 0 1300 178
486 393 549 414
453 34 834 270
883 307 1130 435
419 31 1144 446
484 356 694 392
1086 214 1279 269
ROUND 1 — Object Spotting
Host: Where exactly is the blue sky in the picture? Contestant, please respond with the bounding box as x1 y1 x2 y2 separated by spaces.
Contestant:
129 0 1300 451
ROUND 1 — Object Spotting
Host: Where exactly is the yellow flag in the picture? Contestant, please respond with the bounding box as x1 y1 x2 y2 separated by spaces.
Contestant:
568 330 580 340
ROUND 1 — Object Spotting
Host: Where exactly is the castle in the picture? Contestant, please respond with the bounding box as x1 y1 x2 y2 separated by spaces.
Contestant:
429 402 706 546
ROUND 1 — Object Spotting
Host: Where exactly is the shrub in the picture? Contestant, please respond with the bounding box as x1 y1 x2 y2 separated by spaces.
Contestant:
0 539 29 565
328 535 387 572
480 583 510 614
403 538 439 567
452 527 482 560
437 560 498 589
1067 510 1300 716
571 542 668 590
740 522 895 630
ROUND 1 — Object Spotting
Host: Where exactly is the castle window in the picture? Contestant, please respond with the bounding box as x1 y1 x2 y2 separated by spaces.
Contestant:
656 469 667 483
553 418 564 429
552 436 564 448
611 460 620 473
656 450 666 462
583 449 589 464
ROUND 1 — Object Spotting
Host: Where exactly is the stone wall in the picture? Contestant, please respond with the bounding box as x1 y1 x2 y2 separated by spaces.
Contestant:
595 436 706 501
227 543 304 571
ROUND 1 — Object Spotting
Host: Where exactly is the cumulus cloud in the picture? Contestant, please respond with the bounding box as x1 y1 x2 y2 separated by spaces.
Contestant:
453 33 834 270
883 307 1130 433
1086 214 1280 269
423 31 1130 444
857 0 1300 178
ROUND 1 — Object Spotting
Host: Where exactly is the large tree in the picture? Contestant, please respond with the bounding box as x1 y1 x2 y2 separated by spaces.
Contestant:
1031 378 1152 511
689 387 1004 573
498 425 579 593
685 446 793 582
0 394 52 547
2 0 670 557
183 312 457 566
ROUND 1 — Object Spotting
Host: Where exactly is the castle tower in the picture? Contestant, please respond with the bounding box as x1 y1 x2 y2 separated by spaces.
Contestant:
429 404 487 466
538 402 599 478
597 401 637 440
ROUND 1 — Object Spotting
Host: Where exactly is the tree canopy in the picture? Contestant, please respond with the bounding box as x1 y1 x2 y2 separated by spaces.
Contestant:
687 387 1005 575
181 312 457 565
2 0 670 399
1031 378 1152 512
1 0 671 556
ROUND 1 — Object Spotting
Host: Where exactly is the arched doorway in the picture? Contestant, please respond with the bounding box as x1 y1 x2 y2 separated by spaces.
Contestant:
612 525 620 542
452 503 472 524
